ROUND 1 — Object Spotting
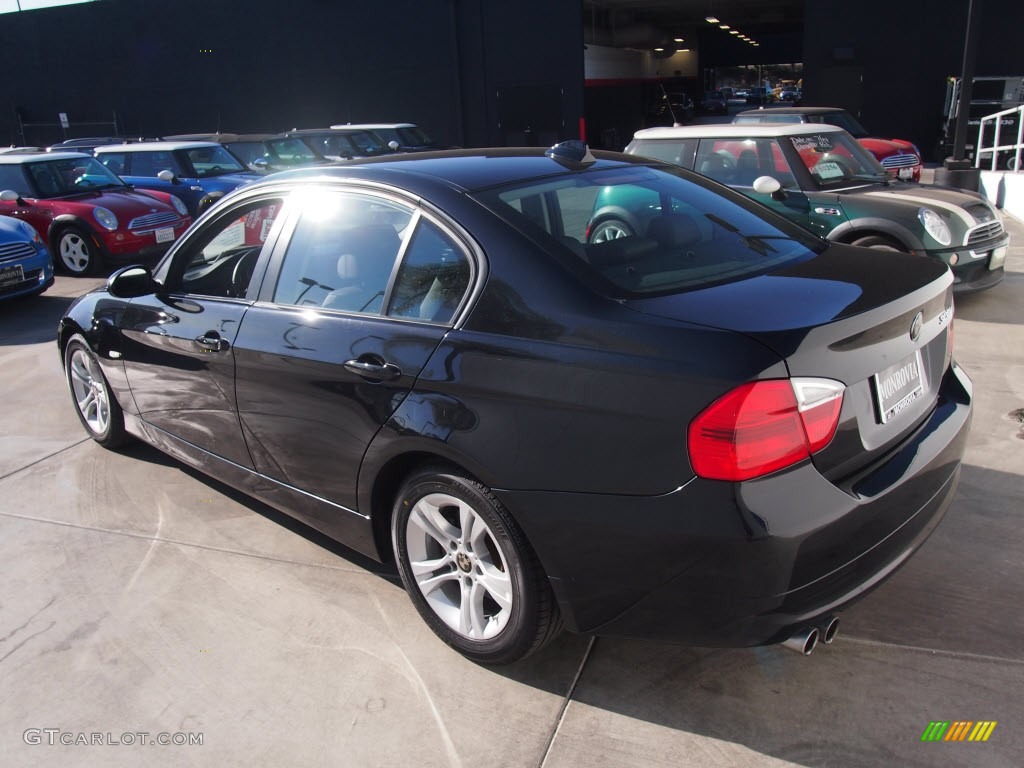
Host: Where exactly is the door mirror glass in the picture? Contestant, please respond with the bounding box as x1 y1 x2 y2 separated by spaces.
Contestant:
108 265 158 298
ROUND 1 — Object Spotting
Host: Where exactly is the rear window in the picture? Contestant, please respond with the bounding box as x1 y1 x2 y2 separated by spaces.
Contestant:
473 164 824 297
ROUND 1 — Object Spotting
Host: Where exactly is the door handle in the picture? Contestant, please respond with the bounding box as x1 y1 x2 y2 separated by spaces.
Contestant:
344 358 402 381
195 332 229 352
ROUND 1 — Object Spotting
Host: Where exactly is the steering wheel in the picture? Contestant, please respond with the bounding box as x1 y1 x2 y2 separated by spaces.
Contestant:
230 249 260 297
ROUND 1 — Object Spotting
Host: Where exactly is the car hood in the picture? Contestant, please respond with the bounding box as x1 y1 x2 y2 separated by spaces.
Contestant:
858 137 917 158
198 172 262 191
58 187 178 215
835 182 993 223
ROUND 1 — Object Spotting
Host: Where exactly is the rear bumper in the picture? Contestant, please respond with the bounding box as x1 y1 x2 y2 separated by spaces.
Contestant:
497 362 972 646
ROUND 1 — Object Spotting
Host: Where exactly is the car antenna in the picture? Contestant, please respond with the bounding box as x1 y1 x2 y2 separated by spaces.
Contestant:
660 82 681 127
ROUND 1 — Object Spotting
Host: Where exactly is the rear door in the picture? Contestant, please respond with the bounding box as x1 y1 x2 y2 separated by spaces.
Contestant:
233 185 476 512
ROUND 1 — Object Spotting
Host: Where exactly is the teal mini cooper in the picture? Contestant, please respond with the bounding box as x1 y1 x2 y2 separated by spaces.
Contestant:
622 124 1008 292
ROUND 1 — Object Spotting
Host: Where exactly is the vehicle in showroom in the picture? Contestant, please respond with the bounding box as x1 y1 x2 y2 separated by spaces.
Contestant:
166 133 333 174
58 143 971 663
733 106 923 181
335 123 448 153
0 153 191 275
626 124 1008 292
0 213 53 300
95 141 260 217
700 90 729 115
286 127 397 160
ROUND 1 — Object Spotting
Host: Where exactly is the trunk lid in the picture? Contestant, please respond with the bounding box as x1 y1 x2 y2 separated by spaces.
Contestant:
625 242 954 480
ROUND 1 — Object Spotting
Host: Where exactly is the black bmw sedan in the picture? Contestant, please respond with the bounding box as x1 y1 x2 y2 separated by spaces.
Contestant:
58 143 972 664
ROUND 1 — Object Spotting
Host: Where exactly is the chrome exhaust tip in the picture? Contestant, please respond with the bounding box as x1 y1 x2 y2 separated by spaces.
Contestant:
820 616 840 644
782 626 819 655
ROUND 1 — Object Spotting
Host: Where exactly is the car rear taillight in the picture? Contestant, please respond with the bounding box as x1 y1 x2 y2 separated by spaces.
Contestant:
688 378 845 482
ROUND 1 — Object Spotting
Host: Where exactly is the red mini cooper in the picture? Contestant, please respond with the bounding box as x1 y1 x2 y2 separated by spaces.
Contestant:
0 152 191 275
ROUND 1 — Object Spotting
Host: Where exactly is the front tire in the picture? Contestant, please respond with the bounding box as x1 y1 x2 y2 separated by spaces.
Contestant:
64 335 128 448
55 226 102 276
392 469 562 664
588 218 634 244
851 234 906 252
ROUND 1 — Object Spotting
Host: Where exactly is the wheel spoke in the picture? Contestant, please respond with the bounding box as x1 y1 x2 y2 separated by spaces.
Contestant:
459 503 477 548
409 553 451 577
416 568 459 596
409 497 459 548
458 581 488 637
477 564 513 612
78 389 96 413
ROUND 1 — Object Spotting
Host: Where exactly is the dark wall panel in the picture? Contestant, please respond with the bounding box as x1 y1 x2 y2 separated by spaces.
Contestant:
2 0 583 149
802 0 1020 161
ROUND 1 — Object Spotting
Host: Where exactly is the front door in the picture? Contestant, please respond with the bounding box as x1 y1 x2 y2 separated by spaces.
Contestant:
119 195 287 467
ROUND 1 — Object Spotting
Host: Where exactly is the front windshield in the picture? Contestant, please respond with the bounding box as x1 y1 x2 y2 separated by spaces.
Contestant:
395 126 432 146
474 164 825 297
341 131 389 155
265 138 318 166
25 157 126 198
184 145 246 177
789 131 887 186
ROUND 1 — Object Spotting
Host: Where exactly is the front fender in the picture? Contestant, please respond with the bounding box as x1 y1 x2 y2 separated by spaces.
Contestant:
827 217 924 250
58 291 136 414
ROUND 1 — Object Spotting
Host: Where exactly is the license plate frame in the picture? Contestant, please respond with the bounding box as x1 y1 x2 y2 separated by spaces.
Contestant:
898 167 915 180
155 227 175 244
989 245 1007 270
873 350 925 424
0 263 26 287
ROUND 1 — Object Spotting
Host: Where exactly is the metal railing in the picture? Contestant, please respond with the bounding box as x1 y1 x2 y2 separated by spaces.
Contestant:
975 104 1024 171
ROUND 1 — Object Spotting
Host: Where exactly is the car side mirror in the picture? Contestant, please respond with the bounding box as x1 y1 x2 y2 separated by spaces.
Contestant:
752 175 786 200
108 265 159 299
252 158 270 170
388 141 400 151
157 170 178 183
0 189 24 204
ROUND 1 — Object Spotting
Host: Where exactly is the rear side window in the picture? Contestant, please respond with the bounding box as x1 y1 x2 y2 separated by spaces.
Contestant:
129 152 180 178
474 165 823 297
628 138 698 169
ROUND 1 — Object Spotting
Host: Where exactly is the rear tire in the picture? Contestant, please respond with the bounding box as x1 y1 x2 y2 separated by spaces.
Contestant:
64 335 128 448
392 468 562 664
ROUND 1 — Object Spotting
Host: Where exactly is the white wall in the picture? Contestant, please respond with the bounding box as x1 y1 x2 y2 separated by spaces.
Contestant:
980 170 1024 222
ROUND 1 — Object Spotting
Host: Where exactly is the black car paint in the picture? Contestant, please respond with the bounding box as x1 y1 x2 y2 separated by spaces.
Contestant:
58 150 971 647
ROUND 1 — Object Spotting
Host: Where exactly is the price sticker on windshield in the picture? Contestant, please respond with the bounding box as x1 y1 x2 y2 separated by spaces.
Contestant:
814 162 844 179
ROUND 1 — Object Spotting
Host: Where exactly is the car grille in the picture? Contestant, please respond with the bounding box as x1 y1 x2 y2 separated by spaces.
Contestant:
128 212 180 232
965 220 1004 246
879 153 920 169
0 242 36 264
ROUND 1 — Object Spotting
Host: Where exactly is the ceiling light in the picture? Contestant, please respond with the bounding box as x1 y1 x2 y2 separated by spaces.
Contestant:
719 24 730 29
730 30 739 35
678 48 690 52
705 16 719 23
674 38 684 42
654 47 664 51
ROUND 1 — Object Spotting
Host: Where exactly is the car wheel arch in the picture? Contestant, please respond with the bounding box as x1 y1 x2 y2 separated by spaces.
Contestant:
827 218 921 251
47 214 95 245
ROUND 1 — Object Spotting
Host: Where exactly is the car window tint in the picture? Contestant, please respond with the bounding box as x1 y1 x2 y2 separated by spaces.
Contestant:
0 165 32 196
475 165 824 297
176 198 285 298
226 142 266 166
628 138 698 169
185 146 246 176
695 139 741 184
130 152 179 178
273 191 412 313
387 219 471 323
99 153 128 177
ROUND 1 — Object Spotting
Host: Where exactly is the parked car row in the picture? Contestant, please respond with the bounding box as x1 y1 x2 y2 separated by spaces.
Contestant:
0 123 442 281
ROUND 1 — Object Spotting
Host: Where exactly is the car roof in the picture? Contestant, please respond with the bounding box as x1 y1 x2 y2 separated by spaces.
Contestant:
286 128 375 136
736 107 845 117
0 151 92 164
259 147 653 193
96 141 223 152
332 123 416 130
633 123 848 139
163 133 279 143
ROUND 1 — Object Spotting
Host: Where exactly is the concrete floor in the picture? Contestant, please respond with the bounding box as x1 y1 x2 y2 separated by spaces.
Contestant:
1 219 1022 768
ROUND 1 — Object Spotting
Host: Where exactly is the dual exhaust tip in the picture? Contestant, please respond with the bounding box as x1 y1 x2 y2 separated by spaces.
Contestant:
781 616 839 655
